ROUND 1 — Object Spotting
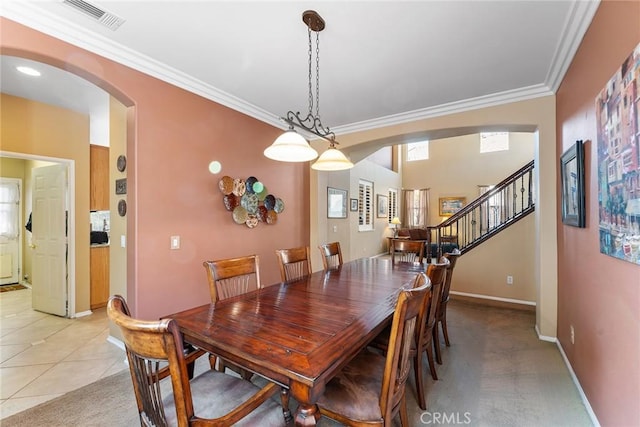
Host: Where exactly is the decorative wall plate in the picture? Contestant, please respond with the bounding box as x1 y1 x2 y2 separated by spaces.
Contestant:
274 198 285 213
118 199 127 216
219 176 233 195
245 176 258 194
266 210 278 224
264 194 276 210
223 194 239 211
232 206 248 224
256 186 268 201
116 155 127 172
257 206 268 222
240 193 259 214
232 178 246 197
246 215 259 228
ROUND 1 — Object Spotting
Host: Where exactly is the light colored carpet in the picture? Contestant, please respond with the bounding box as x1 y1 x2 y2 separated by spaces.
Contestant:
1 300 593 426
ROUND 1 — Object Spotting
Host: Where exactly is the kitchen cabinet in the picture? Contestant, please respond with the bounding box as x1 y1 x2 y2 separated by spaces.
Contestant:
90 245 109 309
90 145 109 210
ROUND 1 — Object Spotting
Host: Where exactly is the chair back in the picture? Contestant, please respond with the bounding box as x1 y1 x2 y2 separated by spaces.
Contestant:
379 276 431 421
107 295 193 427
391 239 426 264
441 250 461 306
318 242 343 270
422 258 449 334
202 255 261 302
275 246 312 281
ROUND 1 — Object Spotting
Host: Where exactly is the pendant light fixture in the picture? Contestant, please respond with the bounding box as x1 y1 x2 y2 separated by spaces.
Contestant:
264 10 353 171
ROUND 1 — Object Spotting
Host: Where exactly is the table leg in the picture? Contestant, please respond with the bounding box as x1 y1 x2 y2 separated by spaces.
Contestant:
294 403 321 426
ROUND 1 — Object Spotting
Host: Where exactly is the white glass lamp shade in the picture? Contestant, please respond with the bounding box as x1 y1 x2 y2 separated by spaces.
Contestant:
264 130 318 162
311 147 354 171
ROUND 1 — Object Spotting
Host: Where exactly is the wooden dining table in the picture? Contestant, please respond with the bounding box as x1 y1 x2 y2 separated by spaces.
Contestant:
165 257 426 426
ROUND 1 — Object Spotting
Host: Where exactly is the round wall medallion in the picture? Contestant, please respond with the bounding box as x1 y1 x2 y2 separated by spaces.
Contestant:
117 155 127 172
118 199 127 216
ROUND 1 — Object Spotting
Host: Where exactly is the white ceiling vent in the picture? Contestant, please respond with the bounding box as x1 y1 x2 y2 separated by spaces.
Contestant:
62 0 125 31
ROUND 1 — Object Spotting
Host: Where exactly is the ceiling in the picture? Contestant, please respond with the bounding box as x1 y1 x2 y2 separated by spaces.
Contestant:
1 1 599 137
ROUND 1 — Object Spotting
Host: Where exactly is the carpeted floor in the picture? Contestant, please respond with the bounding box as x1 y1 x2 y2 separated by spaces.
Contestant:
0 299 594 426
0 284 27 293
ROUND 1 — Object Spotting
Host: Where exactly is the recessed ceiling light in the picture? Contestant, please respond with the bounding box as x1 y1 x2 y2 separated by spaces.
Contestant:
16 66 41 77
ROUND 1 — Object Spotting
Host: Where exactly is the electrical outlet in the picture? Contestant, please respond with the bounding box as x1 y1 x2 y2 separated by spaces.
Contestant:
570 325 575 344
170 235 180 250
506 275 513 285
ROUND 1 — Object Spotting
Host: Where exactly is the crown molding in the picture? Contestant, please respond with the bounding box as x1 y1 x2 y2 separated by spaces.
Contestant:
1 1 283 129
333 84 554 136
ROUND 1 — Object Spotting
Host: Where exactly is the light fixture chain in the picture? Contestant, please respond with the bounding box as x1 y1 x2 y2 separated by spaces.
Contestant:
315 30 320 119
307 24 314 117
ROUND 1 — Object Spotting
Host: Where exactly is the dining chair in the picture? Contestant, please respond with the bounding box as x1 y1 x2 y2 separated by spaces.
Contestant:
202 254 261 303
434 249 461 364
275 246 312 281
202 255 261 374
106 295 287 427
317 274 431 426
391 238 426 264
318 241 343 270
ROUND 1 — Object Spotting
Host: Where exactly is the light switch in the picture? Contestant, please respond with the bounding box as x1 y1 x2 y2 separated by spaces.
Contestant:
170 235 180 249
120 235 126 248
333 226 337 233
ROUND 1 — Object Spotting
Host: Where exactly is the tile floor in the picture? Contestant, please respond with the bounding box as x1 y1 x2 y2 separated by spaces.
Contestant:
0 287 126 420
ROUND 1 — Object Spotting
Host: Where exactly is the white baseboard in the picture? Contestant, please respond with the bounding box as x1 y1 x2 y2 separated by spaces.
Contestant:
107 335 125 351
556 340 601 427
534 324 557 342
450 290 536 306
74 310 93 318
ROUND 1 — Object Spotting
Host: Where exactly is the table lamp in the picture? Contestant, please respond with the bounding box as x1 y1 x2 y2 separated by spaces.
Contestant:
391 217 401 237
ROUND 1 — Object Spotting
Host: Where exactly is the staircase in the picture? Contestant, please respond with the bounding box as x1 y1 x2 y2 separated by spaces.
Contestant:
431 160 535 256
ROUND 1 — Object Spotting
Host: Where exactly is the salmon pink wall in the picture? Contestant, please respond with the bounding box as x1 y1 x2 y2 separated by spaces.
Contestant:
1 18 309 320
556 1 640 425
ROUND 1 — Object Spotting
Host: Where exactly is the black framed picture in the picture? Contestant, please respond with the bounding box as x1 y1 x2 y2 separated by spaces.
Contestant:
560 140 586 228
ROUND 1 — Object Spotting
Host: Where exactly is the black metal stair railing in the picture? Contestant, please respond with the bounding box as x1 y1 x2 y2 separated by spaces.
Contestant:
430 160 535 256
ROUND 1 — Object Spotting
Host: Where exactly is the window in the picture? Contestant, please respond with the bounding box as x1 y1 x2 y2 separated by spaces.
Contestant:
388 188 398 222
0 180 20 239
406 140 429 161
358 180 373 231
480 132 509 153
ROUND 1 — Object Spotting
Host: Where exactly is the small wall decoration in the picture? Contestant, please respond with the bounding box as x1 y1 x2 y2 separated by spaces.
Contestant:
560 140 586 228
116 155 127 172
350 198 359 212
218 175 284 228
377 194 388 218
117 199 127 217
115 178 127 195
327 187 347 218
595 41 640 265
439 197 466 216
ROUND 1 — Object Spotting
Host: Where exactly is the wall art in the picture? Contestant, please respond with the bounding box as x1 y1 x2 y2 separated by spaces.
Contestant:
218 175 284 228
595 42 640 265
560 140 586 228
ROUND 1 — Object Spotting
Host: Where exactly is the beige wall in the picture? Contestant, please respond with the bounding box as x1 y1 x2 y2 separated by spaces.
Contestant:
0 94 91 313
402 132 536 302
327 95 557 337
555 1 640 424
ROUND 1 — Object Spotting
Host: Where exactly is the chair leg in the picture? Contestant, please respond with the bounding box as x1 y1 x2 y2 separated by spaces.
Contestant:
209 354 219 370
280 387 293 425
399 394 409 426
442 311 451 346
413 353 427 410
426 341 438 380
433 324 443 365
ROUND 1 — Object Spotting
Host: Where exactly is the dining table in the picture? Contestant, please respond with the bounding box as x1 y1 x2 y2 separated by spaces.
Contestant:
165 257 426 426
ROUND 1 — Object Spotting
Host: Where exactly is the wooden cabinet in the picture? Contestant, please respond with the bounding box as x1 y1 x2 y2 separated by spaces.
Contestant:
90 145 109 210
90 246 109 309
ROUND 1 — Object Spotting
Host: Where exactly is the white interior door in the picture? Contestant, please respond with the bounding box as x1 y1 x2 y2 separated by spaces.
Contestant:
0 178 21 285
31 164 67 317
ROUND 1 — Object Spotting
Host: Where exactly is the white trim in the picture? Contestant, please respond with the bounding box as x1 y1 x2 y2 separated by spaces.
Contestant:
556 341 602 427
534 324 557 342
450 290 536 307
74 310 92 318
107 335 125 352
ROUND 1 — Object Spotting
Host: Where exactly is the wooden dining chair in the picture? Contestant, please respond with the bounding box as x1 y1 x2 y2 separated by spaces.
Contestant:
318 241 343 270
202 254 261 303
434 249 461 364
106 295 287 427
391 238 426 264
317 274 430 426
275 246 312 281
